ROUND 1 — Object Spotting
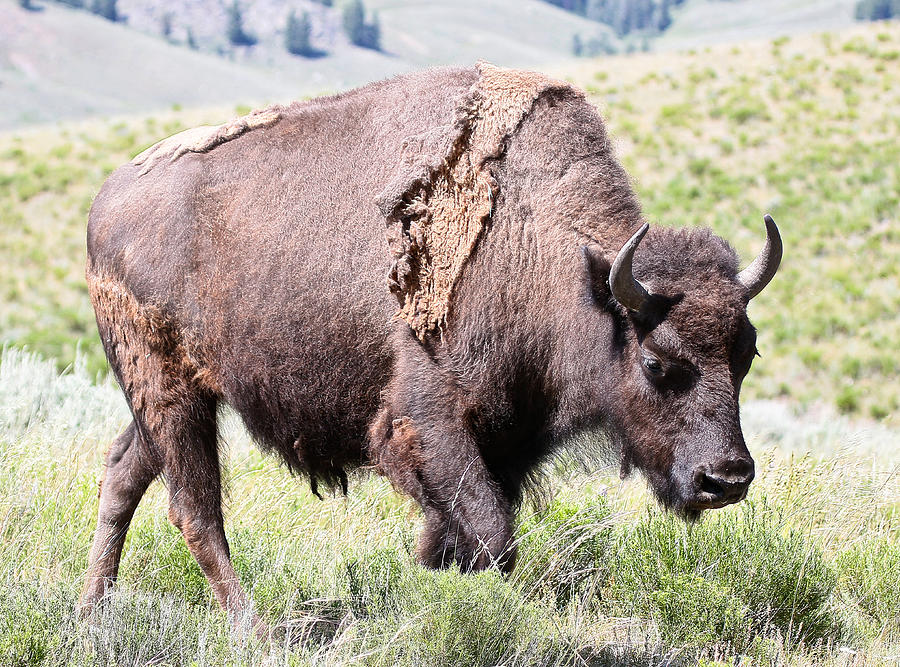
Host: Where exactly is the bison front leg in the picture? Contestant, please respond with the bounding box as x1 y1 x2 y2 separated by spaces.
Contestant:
375 414 516 573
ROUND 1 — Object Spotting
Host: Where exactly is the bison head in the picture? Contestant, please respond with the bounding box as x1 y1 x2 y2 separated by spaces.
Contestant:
582 216 782 519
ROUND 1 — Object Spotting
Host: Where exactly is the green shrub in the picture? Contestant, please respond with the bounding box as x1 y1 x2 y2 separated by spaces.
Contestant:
606 502 841 648
515 498 614 606
838 537 900 640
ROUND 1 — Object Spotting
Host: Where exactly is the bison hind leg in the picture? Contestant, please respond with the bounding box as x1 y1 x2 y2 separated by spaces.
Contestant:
86 274 263 636
80 420 162 613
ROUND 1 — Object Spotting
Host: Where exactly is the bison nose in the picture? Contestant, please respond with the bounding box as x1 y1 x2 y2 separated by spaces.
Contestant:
692 458 755 509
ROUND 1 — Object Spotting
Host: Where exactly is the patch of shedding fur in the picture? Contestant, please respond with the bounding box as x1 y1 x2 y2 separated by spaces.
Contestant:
377 63 578 339
131 106 283 176
86 270 219 432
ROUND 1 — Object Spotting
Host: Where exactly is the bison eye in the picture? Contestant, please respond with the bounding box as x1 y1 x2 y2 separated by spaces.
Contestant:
643 356 663 376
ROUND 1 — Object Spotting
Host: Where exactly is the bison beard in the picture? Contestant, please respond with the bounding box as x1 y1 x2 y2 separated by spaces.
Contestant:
81 63 780 634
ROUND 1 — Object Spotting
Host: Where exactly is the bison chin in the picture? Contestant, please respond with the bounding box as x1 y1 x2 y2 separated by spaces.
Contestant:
639 468 708 524
620 440 754 523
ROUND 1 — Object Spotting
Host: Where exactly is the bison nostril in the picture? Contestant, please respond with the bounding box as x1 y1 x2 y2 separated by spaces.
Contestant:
719 457 755 480
699 473 725 497
691 460 754 508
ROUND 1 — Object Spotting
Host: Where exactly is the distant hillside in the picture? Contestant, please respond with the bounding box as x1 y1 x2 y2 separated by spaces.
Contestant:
1 0 602 129
0 2 305 129
1 0 870 130
655 0 859 50
539 0 860 51
115 0 606 65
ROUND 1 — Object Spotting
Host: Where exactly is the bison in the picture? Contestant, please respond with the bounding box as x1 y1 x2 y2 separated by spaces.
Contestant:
81 63 782 632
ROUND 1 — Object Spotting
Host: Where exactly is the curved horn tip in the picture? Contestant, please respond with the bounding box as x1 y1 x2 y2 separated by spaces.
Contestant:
609 223 652 312
632 223 650 244
737 214 783 299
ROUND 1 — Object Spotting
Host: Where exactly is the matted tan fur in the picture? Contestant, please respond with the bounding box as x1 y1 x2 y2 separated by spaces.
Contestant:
86 271 220 431
381 62 574 338
131 106 283 176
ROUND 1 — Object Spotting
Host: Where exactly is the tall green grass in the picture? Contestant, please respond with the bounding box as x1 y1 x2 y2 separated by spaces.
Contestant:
0 348 897 665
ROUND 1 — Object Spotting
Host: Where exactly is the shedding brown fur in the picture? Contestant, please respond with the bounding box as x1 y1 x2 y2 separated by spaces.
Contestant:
378 63 573 338
131 106 283 176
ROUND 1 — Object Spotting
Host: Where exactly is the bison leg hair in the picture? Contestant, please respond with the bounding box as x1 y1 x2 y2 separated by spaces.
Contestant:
376 412 517 573
86 273 264 635
159 393 266 638
80 420 161 612
417 427 516 573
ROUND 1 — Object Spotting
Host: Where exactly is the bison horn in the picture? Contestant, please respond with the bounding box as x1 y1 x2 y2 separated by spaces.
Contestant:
737 215 782 300
609 223 651 312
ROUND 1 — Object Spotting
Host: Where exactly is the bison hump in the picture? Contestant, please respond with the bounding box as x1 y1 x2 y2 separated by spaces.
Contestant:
376 62 576 340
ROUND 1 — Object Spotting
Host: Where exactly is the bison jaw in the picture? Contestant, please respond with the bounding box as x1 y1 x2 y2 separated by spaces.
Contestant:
618 431 755 521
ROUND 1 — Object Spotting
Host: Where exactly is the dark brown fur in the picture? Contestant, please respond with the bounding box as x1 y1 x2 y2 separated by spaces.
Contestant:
81 64 769 631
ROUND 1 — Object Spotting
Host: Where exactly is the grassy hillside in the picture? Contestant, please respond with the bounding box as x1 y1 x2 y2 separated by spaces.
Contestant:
363 0 608 65
0 0 868 131
656 0 860 51
2 21 898 423
116 0 608 68
0 3 306 130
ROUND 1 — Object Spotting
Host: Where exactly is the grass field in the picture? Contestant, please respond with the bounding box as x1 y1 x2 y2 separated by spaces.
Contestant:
0 348 897 665
0 16 898 667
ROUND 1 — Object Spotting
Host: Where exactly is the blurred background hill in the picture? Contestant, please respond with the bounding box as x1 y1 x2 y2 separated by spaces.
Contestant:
0 0 866 128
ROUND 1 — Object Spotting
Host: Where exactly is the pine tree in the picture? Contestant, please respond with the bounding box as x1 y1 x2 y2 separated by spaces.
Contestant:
572 33 583 57
342 0 380 50
363 11 381 50
656 0 672 32
285 10 314 56
91 0 118 22
342 0 365 45
854 0 900 20
585 0 611 23
227 1 256 46
160 12 173 41
186 27 198 50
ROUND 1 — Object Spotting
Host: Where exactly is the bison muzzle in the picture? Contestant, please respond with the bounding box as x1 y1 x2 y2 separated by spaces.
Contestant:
80 63 782 634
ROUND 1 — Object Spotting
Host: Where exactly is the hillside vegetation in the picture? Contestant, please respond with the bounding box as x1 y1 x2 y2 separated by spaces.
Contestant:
2 0 865 130
0 343 897 664
2 21 898 423
655 0 859 50
0 3 305 130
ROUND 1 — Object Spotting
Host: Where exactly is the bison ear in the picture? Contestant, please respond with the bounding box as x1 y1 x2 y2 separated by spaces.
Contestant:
581 245 612 305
